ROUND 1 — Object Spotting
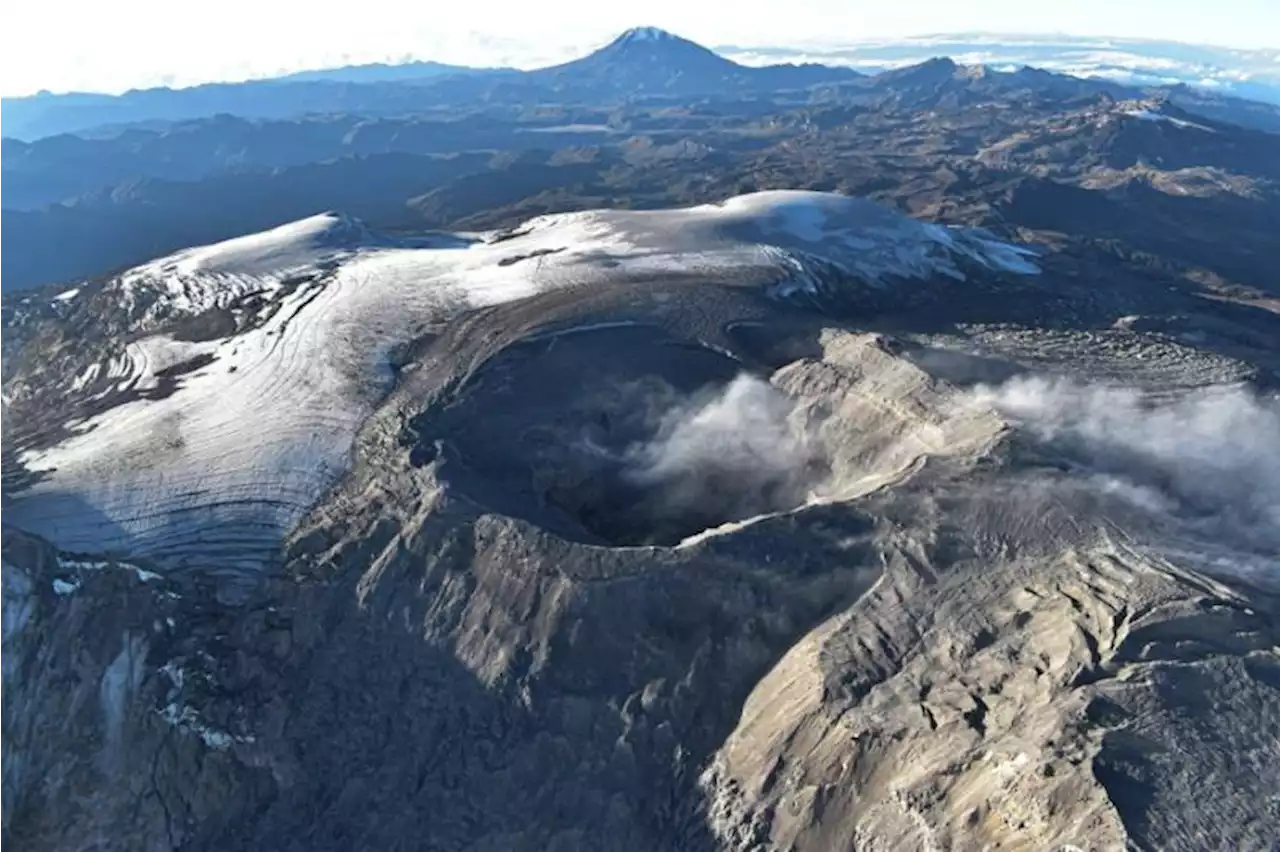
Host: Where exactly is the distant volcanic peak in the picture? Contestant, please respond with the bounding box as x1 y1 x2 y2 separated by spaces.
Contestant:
596 25 723 61
527 26 858 93
551 25 740 85
614 26 681 44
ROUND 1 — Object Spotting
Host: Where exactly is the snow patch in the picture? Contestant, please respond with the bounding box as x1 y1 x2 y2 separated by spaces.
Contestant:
150 213 366 278
618 26 676 44
1123 108 1216 132
110 212 375 329
57 557 164 583
158 700 244 750
52 577 81 596
712 191 1039 282
69 362 102 393
157 662 252 750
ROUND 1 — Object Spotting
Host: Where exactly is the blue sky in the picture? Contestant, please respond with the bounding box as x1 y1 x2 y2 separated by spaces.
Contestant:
3 0 1277 96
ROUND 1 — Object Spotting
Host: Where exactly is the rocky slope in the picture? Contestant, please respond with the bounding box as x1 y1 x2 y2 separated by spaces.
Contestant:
3 188 1280 850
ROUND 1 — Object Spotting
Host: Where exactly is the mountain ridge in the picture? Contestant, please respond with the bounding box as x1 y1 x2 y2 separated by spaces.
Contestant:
1 28 864 141
8 29 1279 142
5 176 1280 849
4 76 1278 293
5 25 1280 849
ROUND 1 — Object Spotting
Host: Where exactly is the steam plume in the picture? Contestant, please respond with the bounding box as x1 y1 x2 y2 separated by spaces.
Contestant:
621 374 827 532
971 375 1280 555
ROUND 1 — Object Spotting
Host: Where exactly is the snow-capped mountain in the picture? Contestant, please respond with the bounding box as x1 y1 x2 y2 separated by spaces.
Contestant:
5 29 1280 851
3 192 1036 586
7 163 1280 850
528 26 860 95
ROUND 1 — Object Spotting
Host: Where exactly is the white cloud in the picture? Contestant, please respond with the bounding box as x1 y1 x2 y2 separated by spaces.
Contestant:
3 1 1278 95
720 36 1280 104
971 376 1280 560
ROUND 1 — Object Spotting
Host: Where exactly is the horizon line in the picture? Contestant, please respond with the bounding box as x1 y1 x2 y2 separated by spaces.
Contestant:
2 28 1274 100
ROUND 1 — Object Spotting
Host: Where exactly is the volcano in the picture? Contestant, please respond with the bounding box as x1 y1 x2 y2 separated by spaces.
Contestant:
528 26 860 96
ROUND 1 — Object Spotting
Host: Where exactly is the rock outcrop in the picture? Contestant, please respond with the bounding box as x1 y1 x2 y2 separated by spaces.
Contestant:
6 315 1279 850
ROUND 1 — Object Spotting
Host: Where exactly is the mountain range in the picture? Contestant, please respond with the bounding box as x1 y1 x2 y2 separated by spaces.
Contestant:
0 29 863 141
721 34 1280 105
7 28 1279 143
4 29 1279 294
4 25 1280 852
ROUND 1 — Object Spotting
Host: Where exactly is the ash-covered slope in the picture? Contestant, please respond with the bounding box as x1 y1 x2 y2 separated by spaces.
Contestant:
4 189 1280 851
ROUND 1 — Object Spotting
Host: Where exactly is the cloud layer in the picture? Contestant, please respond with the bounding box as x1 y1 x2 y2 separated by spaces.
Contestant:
724 37 1280 105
